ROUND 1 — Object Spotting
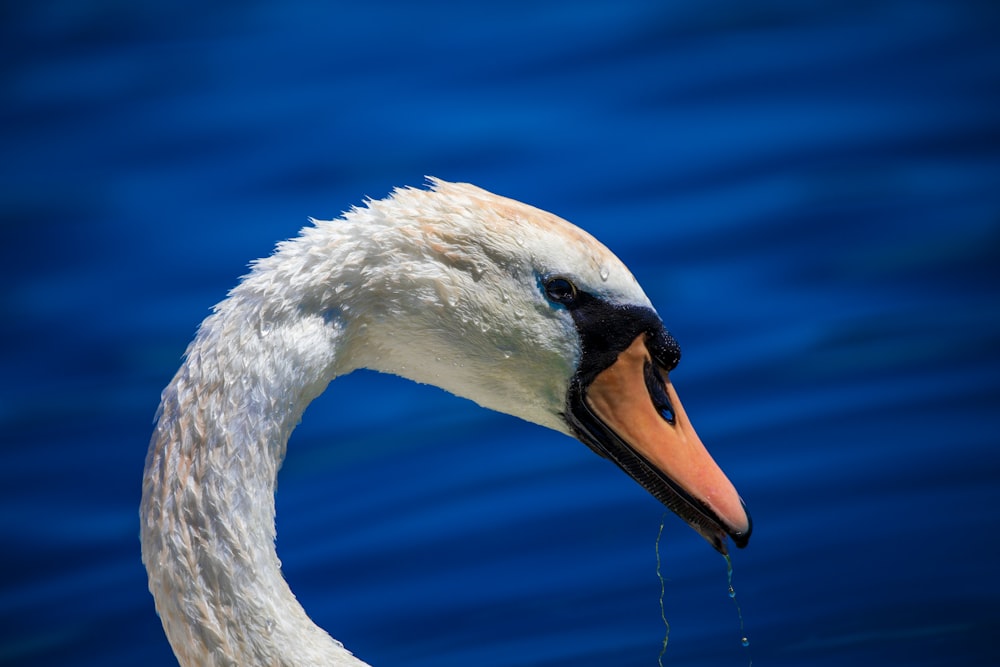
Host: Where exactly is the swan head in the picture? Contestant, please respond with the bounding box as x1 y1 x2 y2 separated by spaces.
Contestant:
262 179 751 553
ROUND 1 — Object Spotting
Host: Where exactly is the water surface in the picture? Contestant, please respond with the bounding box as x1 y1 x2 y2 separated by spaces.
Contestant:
2 2 999 666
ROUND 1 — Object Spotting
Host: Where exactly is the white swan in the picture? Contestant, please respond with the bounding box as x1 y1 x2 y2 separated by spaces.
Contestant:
141 179 751 667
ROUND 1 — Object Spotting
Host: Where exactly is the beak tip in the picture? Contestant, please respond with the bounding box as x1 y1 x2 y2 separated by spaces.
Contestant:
708 527 750 556
731 531 751 550
730 501 753 550
709 499 752 554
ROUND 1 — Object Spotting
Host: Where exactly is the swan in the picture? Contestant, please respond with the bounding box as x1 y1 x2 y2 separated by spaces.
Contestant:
140 179 751 667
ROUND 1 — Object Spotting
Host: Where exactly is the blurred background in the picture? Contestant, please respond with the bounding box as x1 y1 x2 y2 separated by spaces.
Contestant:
2 2 999 666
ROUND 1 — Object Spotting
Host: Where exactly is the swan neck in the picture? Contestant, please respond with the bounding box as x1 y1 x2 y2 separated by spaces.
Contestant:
140 302 368 667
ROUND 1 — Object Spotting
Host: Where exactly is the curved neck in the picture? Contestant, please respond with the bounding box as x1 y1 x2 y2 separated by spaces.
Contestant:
140 298 370 667
139 181 594 665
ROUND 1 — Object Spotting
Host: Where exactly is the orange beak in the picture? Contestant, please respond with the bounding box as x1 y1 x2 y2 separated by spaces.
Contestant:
571 334 751 553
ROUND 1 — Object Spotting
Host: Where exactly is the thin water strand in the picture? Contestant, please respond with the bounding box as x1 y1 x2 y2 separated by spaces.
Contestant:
724 553 753 665
655 514 670 667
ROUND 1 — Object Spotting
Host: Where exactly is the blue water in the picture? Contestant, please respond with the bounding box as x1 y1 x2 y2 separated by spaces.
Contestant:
3 2 999 666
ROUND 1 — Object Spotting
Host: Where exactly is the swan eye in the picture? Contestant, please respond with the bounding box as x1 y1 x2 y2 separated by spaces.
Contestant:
543 277 578 305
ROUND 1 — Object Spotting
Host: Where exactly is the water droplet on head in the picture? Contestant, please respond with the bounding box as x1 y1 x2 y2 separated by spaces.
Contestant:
599 265 610 282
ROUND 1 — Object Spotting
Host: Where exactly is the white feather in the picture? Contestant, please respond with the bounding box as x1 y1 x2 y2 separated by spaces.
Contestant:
141 179 653 666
